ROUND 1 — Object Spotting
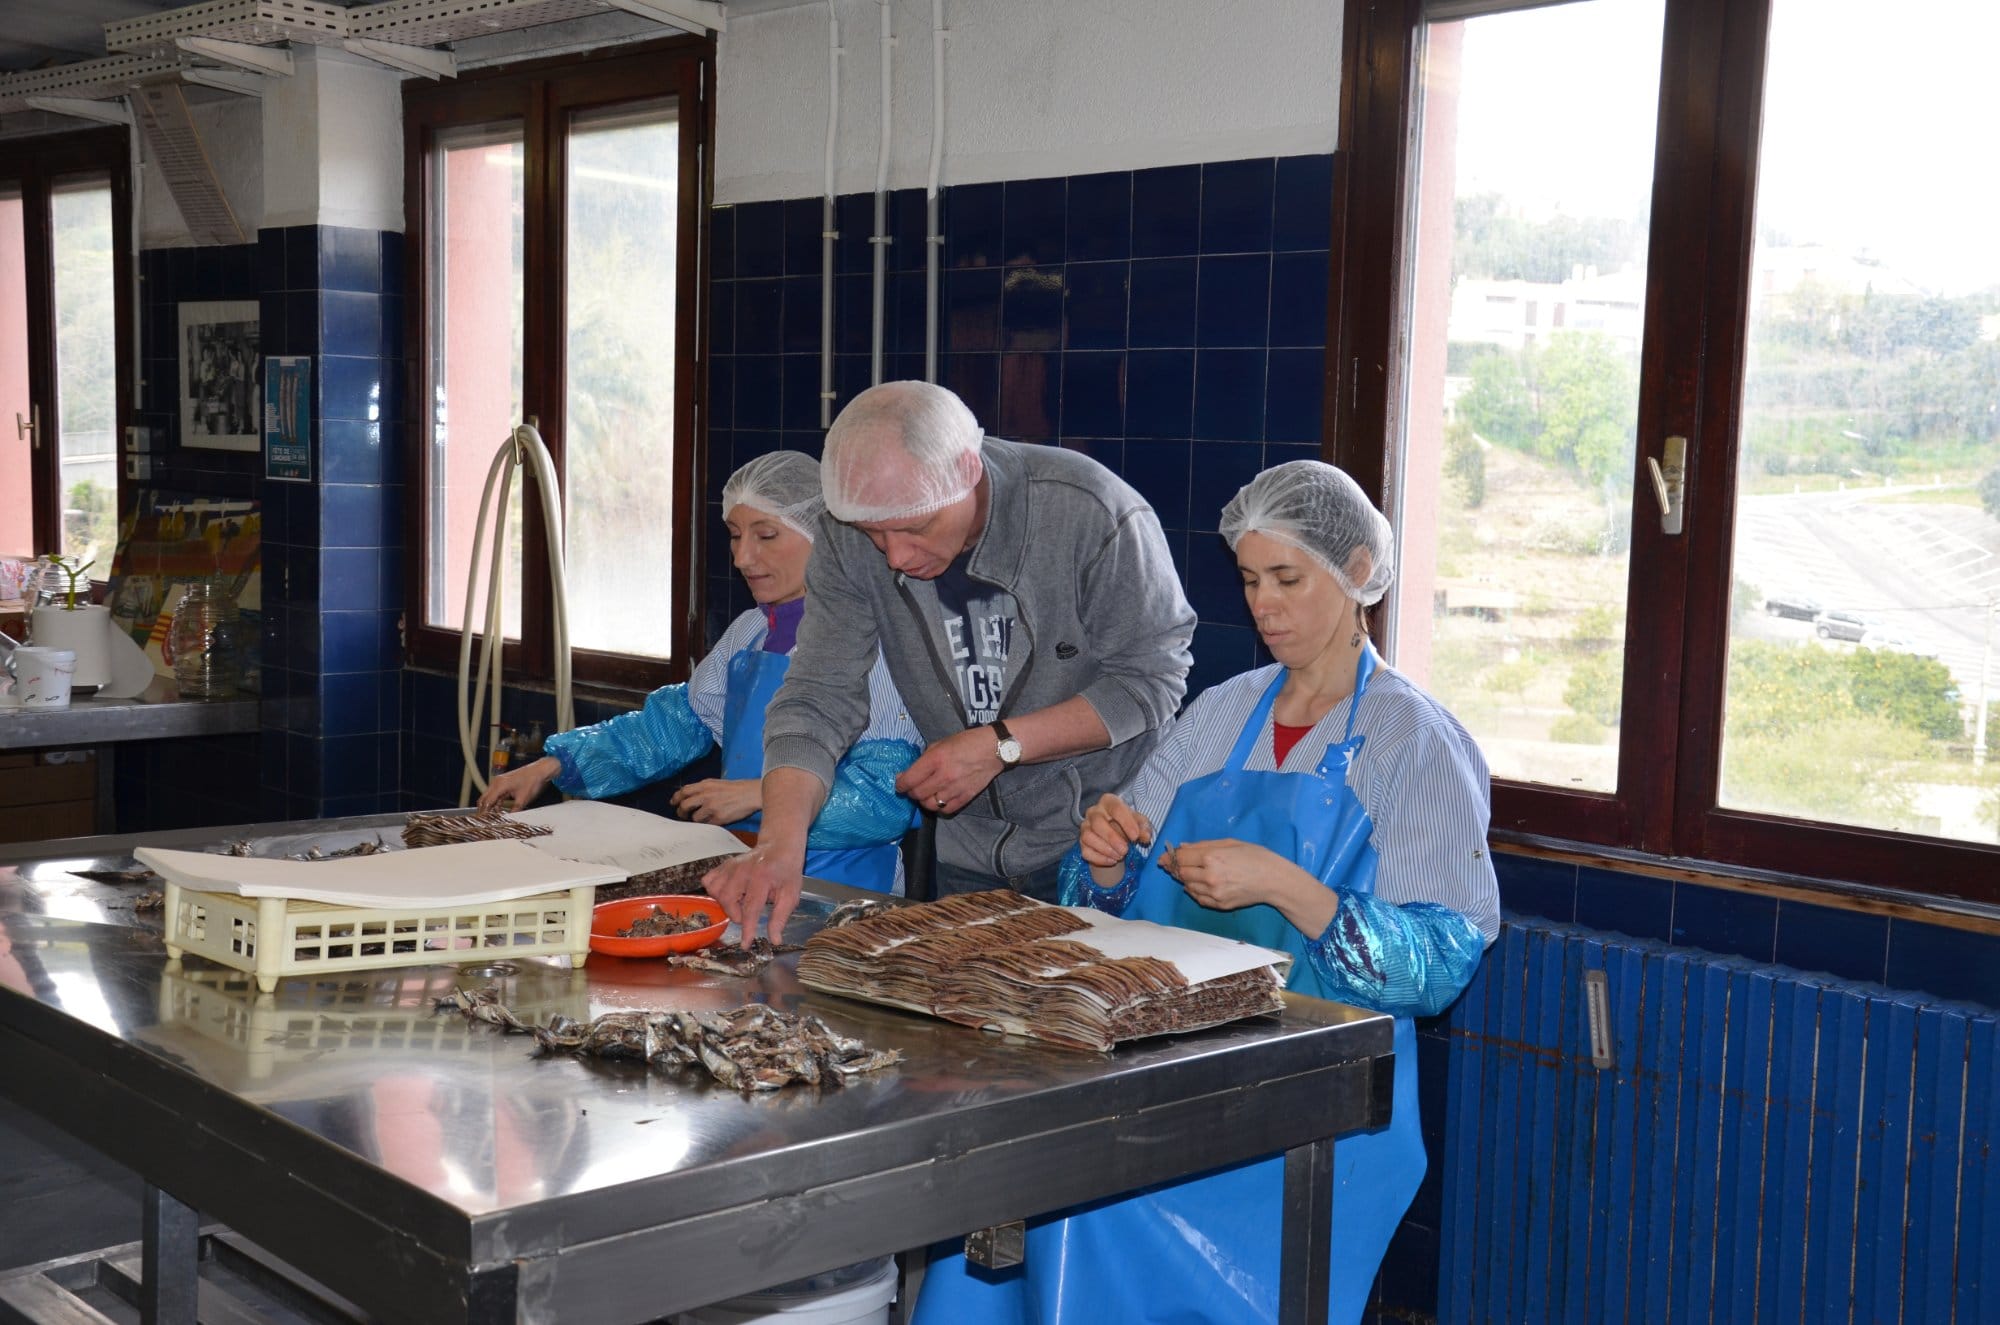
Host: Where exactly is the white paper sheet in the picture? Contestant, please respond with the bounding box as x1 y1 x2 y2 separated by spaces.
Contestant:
1061 906 1293 985
135 839 624 908
510 801 749 874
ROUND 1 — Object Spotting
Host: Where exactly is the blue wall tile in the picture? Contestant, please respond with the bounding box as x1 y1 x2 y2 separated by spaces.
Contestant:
1186 528 1251 625
1125 437 1190 530
1200 158 1275 254
710 203 736 278
1132 164 1200 258
1575 865 1674 941
1193 348 1266 440
1125 349 1194 439
1129 257 1197 349
1494 854 1577 923
321 291 383 358
998 352 1060 440
1885 920 2000 1009
1001 266 1065 349
1197 254 1272 348
780 275 821 354
323 546 385 611
1066 171 1131 262
1273 154 1335 252
1190 442 1266 532
783 196 822 275
735 355 782 429
1670 884 1778 963
1774 900 1888 985
734 201 784 278
781 354 823 431
1269 250 1330 347
1064 260 1129 350
944 267 1002 352
1060 352 1124 438
320 226 384 293
1004 177 1066 266
1265 348 1326 444
944 352 1000 430
947 182 1003 268
735 279 782 354
321 484 386 548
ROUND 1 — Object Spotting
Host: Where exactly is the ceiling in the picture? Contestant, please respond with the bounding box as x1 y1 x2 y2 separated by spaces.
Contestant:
0 0 817 76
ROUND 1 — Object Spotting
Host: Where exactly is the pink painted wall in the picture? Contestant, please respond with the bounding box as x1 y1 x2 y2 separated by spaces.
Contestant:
1393 21 1462 687
433 144 521 631
0 196 32 556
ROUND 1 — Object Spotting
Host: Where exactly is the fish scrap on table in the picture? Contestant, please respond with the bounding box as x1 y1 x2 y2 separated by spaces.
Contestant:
403 808 553 849
435 986 902 1091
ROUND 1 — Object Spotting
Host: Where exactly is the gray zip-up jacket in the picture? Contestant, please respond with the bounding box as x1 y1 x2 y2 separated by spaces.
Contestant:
763 437 1196 878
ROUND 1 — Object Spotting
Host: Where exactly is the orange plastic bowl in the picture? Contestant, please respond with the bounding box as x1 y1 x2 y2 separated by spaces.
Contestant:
590 895 728 958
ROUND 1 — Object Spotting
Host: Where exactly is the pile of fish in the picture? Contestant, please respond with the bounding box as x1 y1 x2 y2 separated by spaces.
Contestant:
594 855 738 901
616 904 723 939
798 890 1286 1053
437 986 902 1091
402 808 554 849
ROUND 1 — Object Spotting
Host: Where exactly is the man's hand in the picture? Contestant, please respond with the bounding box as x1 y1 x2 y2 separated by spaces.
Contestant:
1079 793 1154 869
894 726 1005 816
702 841 807 945
670 778 762 826
479 756 560 811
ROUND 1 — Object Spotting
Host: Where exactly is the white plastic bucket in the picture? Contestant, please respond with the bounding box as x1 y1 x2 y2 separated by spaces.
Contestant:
677 1257 897 1325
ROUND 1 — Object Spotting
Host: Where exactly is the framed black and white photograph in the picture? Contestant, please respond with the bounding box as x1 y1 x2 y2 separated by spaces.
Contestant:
178 300 261 451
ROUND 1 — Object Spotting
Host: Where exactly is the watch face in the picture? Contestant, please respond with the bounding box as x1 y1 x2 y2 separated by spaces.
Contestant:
997 737 1023 765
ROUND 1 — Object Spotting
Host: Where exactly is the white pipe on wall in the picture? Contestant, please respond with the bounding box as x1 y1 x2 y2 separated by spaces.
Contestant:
819 0 841 428
923 0 946 383
868 0 892 386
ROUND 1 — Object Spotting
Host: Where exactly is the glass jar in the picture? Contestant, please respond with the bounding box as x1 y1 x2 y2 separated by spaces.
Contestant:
168 582 242 699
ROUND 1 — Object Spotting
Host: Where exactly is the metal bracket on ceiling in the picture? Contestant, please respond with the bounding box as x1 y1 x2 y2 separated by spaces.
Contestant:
174 37 296 78
602 0 727 34
22 95 135 126
181 68 272 97
342 37 459 80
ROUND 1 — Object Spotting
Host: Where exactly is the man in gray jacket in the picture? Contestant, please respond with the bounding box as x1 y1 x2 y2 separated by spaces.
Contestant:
706 381 1195 939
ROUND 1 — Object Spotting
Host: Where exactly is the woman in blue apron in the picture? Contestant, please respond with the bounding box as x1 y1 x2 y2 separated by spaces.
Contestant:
914 461 1500 1323
481 452 921 893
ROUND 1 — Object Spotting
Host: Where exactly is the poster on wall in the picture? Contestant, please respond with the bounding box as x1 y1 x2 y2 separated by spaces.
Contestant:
178 300 261 451
263 356 313 482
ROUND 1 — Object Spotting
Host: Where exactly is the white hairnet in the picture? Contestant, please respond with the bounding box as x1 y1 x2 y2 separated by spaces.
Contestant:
722 450 826 541
822 381 983 523
1219 460 1395 606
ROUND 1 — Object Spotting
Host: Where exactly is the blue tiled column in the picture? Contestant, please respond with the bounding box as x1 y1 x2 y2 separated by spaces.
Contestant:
257 224 405 818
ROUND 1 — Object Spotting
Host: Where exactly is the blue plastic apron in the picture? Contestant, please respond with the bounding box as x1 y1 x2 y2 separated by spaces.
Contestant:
721 647 899 893
914 647 1423 1325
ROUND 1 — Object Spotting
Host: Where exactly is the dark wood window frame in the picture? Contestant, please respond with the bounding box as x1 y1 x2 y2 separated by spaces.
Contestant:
402 36 712 691
1329 0 2000 906
0 128 135 560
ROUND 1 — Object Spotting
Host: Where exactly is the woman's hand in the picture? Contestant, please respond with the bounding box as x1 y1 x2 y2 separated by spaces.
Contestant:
479 756 561 811
1156 838 1337 939
670 778 762 826
1079 793 1154 869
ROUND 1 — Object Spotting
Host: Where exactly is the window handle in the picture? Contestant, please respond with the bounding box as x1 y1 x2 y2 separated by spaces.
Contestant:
1646 435 1687 535
14 406 37 450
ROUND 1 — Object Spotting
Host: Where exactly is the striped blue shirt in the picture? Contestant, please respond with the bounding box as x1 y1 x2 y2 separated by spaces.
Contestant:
1122 654 1500 942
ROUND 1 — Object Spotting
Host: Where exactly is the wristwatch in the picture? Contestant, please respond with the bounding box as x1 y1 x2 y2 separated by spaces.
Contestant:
992 718 1024 769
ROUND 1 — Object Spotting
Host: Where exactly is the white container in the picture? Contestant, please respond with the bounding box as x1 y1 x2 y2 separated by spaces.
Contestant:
31 603 113 690
678 1258 897 1325
5 646 77 708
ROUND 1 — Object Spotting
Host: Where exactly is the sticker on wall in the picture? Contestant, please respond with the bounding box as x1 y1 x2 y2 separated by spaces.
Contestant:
264 355 313 483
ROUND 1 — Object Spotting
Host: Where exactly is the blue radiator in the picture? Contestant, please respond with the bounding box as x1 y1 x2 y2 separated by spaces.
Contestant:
1437 921 2000 1323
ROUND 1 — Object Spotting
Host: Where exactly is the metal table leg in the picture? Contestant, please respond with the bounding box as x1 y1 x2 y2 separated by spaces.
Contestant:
1278 1136 1333 1325
140 1183 199 1325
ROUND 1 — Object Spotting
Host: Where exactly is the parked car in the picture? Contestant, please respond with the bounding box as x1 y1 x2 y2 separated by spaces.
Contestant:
1858 627 1940 660
1813 610 1870 642
1764 592 1822 621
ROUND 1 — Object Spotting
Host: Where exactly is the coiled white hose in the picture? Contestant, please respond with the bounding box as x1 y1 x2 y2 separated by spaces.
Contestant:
457 422 574 805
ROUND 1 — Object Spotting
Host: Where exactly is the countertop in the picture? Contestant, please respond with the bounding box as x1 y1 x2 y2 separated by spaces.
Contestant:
0 676 259 749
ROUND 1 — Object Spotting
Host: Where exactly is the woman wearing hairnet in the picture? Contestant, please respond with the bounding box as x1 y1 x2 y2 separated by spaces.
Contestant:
481 451 922 892
915 460 1500 1322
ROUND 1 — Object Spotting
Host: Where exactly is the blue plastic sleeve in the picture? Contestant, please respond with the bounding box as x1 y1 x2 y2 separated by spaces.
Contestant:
1304 891 1488 1019
542 683 715 801
803 738 921 850
1057 843 1143 914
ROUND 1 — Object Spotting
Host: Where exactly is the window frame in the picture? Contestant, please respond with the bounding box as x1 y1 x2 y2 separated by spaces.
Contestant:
0 127 135 561
401 36 712 691
1330 0 2000 905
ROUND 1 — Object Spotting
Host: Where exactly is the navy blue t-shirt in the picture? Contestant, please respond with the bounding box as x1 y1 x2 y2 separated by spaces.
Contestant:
932 556 1017 725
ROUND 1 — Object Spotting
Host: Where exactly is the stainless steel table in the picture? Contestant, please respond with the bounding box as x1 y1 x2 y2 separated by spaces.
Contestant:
0 816 1395 1324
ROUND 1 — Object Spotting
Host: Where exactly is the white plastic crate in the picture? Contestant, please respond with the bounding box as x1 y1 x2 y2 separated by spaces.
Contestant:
162 881 595 993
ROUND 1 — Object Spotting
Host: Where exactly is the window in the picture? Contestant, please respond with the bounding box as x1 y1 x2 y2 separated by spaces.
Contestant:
0 131 131 564
404 40 708 689
1334 0 2000 901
